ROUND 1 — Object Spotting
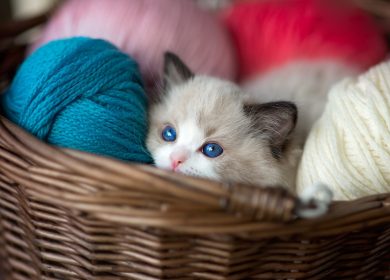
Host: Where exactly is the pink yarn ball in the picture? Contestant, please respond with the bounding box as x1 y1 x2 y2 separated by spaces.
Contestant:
32 0 237 88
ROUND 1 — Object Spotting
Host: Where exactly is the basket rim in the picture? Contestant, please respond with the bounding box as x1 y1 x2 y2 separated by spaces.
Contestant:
1 116 389 237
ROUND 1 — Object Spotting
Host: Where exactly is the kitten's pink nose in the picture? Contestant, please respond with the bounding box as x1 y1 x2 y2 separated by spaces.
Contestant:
170 150 189 171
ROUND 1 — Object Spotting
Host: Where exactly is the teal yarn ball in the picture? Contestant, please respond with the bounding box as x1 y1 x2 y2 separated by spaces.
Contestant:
2 37 152 163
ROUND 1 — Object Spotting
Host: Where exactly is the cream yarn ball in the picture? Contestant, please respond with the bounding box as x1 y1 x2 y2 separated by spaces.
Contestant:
297 61 390 200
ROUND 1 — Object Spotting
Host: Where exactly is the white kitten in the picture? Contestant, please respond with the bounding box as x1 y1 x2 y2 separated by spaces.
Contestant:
146 53 301 190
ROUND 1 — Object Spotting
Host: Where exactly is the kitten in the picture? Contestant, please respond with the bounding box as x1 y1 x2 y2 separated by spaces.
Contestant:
146 53 301 190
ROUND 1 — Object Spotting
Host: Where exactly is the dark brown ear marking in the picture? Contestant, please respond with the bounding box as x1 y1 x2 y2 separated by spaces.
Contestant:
163 52 194 90
244 101 297 159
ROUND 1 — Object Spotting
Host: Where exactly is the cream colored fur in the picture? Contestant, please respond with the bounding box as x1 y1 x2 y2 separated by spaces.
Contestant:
147 76 301 190
243 59 358 143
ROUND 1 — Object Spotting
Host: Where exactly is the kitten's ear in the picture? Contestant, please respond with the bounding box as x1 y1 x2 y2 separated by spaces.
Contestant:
163 52 194 90
244 102 297 159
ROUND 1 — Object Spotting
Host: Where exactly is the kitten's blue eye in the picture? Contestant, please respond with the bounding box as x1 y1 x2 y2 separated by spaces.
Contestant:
162 125 176 142
202 143 223 158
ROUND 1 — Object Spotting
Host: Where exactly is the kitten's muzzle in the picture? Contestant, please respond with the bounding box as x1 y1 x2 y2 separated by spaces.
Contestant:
170 149 190 171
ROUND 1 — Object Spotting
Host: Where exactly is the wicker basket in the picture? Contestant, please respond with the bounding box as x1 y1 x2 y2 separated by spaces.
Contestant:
1 6 390 280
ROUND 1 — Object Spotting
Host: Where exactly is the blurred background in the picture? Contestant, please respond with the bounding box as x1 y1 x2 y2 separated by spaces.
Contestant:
1 0 389 32
0 0 60 21
0 0 237 21
0 0 232 21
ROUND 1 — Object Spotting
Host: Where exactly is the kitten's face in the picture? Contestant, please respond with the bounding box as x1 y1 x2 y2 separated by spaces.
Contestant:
146 53 300 188
148 76 252 181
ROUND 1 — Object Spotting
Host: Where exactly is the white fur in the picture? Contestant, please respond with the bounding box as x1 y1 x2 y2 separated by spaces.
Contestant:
153 119 219 179
147 75 301 189
243 59 358 142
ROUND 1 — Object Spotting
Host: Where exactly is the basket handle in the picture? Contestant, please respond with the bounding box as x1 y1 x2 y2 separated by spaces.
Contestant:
224 182 332 221
223 183 296 221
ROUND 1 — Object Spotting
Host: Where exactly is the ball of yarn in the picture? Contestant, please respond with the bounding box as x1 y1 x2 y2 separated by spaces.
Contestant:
222 0 387 80
2 37 152 163
297 61 390 200
31 0 237 89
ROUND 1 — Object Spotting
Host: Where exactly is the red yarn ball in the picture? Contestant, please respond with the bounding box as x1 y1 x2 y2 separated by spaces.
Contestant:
222 0 387 80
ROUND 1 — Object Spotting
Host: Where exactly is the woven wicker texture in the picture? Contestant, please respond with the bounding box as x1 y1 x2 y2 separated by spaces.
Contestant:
0 3 390 279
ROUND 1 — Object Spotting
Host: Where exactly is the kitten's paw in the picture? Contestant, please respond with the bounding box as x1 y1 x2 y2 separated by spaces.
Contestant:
295 183 333 218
